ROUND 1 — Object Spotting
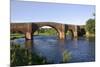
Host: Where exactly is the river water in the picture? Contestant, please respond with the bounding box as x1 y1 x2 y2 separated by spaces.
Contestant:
10 35 95 64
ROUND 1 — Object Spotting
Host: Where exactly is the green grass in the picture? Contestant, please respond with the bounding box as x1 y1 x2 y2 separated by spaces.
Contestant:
34 32 56 36
34 28 57 36
10 33 25 40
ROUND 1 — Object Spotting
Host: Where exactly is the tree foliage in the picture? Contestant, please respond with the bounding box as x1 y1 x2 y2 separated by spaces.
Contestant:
86 19 95 34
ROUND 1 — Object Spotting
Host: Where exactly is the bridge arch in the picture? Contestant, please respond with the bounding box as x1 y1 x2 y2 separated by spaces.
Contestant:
31 22 65 39
32 25 60 39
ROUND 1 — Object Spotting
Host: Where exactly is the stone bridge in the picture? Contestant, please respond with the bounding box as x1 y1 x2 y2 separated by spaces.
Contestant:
11 22 85 40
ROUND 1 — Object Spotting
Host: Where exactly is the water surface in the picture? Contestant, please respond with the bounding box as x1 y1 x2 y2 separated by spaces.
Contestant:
11 35 95 64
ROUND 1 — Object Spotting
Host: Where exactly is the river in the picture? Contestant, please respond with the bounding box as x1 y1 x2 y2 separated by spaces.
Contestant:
10 35 95 64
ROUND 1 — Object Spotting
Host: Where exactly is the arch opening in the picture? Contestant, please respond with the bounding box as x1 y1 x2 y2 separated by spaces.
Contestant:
33 25 59 39
65 29 74 39
77 28 86 37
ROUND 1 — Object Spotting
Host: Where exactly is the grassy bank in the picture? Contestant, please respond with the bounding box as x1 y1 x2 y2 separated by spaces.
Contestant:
11 45 47 66
10 33 25 40
86 32 95 38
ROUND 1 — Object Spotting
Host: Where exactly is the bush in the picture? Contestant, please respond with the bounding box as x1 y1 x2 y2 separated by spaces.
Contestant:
86 19 95 34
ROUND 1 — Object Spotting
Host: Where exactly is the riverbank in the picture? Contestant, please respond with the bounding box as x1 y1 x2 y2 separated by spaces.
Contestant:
10 45 47 66
86 33 95 38
10 33 25 40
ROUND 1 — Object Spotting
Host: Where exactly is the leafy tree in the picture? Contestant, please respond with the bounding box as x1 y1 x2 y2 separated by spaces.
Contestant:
86 19 95 34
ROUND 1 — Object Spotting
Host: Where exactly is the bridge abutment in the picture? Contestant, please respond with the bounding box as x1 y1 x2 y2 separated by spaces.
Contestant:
59 32 65 40
73 31 78 38
58 24 65 40
25 32 32 40
73 26 78 38
25 23 33 40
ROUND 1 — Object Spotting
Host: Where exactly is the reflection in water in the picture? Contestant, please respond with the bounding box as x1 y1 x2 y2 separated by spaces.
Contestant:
58 40 72 63
25 40 33 52
62 50 71 62
73 38 78 48
10 36 95 65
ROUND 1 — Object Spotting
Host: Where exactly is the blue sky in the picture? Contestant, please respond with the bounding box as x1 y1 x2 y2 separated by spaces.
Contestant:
11 0 95 25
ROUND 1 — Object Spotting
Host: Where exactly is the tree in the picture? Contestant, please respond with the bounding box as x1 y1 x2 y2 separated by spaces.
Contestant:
86 19 95 34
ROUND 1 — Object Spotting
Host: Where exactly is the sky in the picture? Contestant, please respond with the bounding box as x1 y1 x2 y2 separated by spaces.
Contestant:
11 0 95 25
